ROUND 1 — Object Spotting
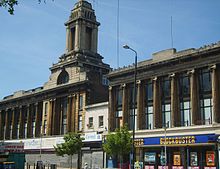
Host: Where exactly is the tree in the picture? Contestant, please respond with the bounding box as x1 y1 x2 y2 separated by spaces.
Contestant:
0 0 53 15
54 132 84 169
103 125 132 168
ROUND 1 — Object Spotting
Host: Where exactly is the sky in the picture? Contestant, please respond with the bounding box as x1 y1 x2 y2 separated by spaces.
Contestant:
0 0 220 99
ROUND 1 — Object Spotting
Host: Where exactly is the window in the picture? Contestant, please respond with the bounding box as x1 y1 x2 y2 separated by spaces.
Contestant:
57 70 69 85
145 80 153 129
85 27 92 50
115 87 122 128
79 95 84 110
88 117 93 128
99 116 104 128
44 102 48 116
24 122 27 138
10 124 12 139
129 84 137 130
43 120 47 135
61 97 68 134
179 73 191 126
32 121 36 137
161 77 171 128
17 124 20 139
78 115 82 131
198 68 212 124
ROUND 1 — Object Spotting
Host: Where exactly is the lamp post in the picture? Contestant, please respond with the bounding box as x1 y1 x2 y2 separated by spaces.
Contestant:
123 44 137 169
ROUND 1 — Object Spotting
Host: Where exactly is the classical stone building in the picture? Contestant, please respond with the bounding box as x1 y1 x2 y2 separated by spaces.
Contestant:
0 0 110 167
108 42 220 168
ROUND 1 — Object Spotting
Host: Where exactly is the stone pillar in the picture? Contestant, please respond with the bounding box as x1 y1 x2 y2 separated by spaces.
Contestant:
137 80 144 130
66 26 70 52
47 99 53 135
11 108 17 139
211 65 220 124
75 24 80 50
19 106 24 139
0 110 3 140
27 104 33 138
67 95 72 132
153 77 162 128
75 94 79 132
51 99 57 135
5 109 10 140
71 95 76 132
35 102 42 137
170 73 180 127
122 84 129 126
108 86 116 132
189 69 200 125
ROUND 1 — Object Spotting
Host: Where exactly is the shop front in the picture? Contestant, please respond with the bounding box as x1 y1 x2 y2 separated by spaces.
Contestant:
135 134 219 169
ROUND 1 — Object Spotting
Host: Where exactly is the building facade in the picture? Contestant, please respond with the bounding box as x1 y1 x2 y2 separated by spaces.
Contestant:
108 43 220 169
0 0 110 168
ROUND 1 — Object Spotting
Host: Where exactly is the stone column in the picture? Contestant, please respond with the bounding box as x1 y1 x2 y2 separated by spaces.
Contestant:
66 26 70 52
35 102 42 137
75 24 80 50
71 95 76 132
67 95 72 133
0 110 3 140
19 106 24 139
153 77 162 128
5 109 10 140
52 99 57 135
137 80 144 130
108 86 116 132
170 73 180 127
47 99 53 135
210 65 220 124
189 69 200 125
122 84 129 126
11 108 17 139
27 104 33 138
75 94 79 132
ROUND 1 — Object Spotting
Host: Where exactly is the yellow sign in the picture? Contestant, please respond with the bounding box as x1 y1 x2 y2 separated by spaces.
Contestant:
134 139 144 146
160 136 195 145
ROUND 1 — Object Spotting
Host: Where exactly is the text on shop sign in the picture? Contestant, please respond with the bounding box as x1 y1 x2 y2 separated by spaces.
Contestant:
160 136 195 145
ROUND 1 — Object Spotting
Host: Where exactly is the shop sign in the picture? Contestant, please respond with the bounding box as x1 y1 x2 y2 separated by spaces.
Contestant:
0 142 24 153
134 139 144 146
143 134 217 146
160 136 195 145
84 132 102 142
188 167 199 169
204 167 216 169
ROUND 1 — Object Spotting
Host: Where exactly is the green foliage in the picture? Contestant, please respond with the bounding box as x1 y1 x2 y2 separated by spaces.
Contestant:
103 125 132 161
54 132 84 157
0 0 18 15
0 0 54 15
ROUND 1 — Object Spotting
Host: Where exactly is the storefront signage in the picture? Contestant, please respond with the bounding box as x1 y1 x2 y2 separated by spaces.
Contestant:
172 167 183 169
160 136 195 145
0 142 24 153
158 166 168 169
145 165 154 169
143 134 217 146
173 153 181 166
135 139 144 146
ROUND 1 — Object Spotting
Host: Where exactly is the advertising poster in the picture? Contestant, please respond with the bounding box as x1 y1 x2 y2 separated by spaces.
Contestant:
190 152 198 166
206 151 215 166
144 152 156 163
160 152 166 166
173 153 181 166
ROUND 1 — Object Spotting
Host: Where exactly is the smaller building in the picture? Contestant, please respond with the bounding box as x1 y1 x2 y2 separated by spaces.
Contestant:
82 102 108 169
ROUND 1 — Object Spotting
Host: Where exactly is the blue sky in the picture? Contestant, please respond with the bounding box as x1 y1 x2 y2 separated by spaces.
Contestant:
0 0 220 99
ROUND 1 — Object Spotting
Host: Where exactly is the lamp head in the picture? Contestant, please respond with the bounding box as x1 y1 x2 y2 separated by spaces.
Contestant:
123 44 130 49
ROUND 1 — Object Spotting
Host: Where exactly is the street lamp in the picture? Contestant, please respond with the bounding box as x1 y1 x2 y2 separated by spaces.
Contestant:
123 44 137 169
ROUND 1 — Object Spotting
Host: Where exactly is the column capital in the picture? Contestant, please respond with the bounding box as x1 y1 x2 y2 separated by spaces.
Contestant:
152 76 158 81
169 73 175 78
209 64 217 70
121 83 126 88
187 69 195 75
137 80 141 84
109 86 113 90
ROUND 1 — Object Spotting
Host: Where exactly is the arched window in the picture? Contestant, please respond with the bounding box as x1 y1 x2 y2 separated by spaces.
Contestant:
57 70 69 85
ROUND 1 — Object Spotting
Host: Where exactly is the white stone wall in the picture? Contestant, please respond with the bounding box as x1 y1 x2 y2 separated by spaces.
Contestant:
84 102 108 133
